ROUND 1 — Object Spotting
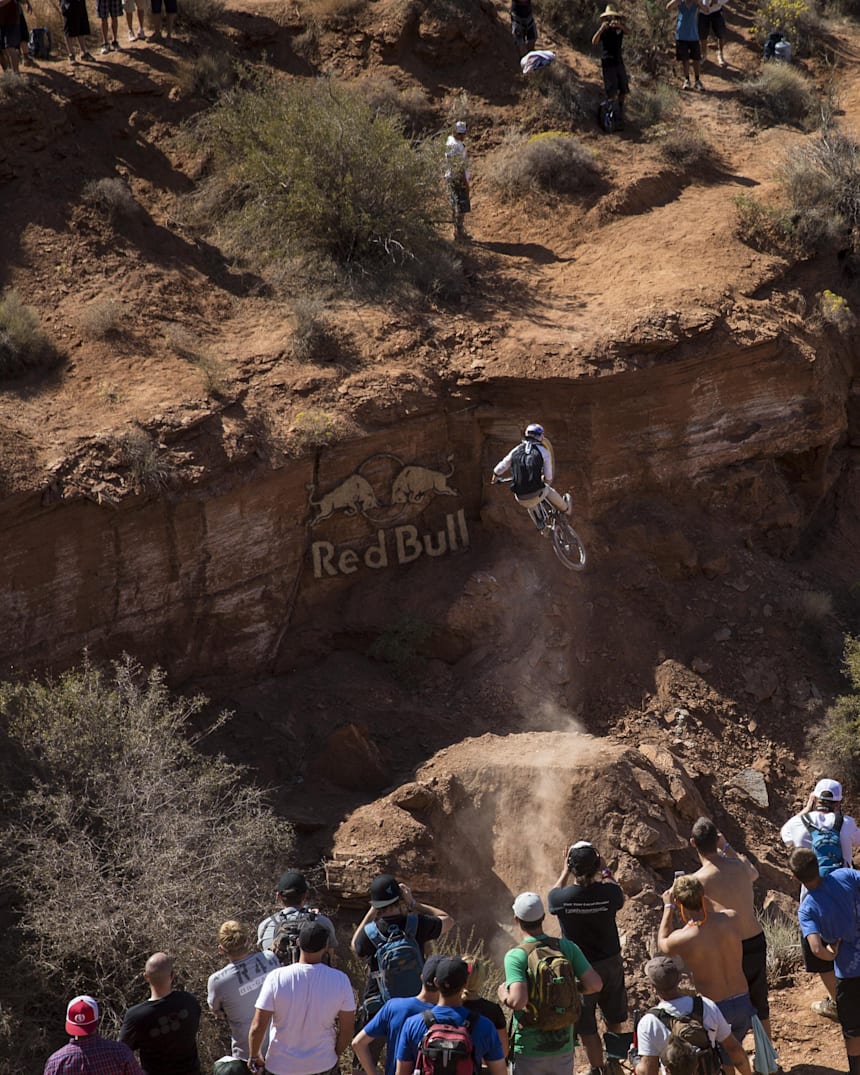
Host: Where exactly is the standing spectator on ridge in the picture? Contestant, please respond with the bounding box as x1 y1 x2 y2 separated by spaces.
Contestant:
147 0 176 43
666 0 704 91
791 848 860 1075
499 892 602 1075
444 121 471 243
45 996 143 1075
351 954 443 1075
351 873 453 1026
591 7 629 118
0 0 22 74
258 870 337 956
634 958 752 1075
782 778 860 1021
549 842 628 1075
697 0 728 66
208 920 280 1064
689 817 772 1039
96 0 121 52
510 0 536 56
119 953 201 1075
123 0 145 41
396 958 506 1075
461 958 509 1064
658 875 753 1053
249 921 355 1075
61 0 93 63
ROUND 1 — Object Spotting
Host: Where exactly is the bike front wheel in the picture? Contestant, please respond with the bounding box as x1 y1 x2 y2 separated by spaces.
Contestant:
552 516 587 571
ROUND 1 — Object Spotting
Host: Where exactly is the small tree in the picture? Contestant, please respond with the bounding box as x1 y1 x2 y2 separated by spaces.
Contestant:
0 656 295 1074
809 637 860 794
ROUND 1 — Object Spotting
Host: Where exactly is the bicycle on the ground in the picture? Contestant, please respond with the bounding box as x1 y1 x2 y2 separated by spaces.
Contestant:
494 478 587 571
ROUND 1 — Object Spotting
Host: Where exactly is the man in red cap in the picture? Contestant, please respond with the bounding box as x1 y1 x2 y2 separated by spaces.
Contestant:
44 996 143 1075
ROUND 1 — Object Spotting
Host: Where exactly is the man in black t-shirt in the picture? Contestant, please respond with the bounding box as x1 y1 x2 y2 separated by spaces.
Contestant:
119 953 201 1075
548 843 628 1075
351 873 453 1037
591 7 629 115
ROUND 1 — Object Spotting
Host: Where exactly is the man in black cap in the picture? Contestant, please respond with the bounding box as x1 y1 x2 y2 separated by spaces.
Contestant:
351 873 453 1023
257 870 337 955
634 957 751 1075
394 958 506 1075
249 921 356 1075
548 842 627 1075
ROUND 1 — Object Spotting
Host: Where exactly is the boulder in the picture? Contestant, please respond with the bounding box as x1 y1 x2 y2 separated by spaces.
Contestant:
728 768 769 808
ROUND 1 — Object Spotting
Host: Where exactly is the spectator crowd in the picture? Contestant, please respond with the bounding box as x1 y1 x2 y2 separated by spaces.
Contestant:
42 776 860 1075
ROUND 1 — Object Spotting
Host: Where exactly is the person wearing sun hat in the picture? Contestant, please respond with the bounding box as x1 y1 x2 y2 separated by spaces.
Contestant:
591 5 629 117
782 778 860 1021
44 996 144 1075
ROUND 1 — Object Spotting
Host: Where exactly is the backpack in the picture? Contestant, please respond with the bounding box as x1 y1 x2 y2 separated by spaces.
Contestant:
801 812 846 876
29 27 51 58
271 908 320 966
509 441 545 497
366 913 424 1003
763 30 783 59
416 1010 477 1075
598 99 623 133
516 937 581 1031
649 996 721 1075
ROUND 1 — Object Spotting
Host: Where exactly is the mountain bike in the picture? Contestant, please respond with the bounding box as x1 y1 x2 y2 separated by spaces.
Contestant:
494 479 587 571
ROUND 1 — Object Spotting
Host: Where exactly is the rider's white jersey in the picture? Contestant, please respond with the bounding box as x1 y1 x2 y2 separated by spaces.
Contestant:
494 441 554 483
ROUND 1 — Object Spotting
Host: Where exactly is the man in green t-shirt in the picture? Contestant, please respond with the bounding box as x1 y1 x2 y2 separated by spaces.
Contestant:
498 892 602 1075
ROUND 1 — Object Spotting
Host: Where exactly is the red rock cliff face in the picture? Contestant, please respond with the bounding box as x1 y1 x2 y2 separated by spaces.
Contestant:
0 331 852 680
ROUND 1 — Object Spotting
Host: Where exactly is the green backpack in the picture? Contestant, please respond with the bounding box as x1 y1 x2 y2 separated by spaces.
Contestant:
517 938 582 1031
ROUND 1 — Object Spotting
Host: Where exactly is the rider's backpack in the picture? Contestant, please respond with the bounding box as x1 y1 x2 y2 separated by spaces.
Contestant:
510 441 545 497
648 996 721 1075
801 812 846 876
516 937 581 1031
416 1010 477 1075
271 908 320 966
366 913 424 1002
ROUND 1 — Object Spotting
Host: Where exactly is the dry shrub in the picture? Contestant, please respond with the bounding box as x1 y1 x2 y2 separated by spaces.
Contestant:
305 0 366 22
736 64 818 128
0 71 35 100
81 177 139 223
780 129 860 248
627 0 672 76
808 637 860 795
733 193 799 253
291 296 334 360
79 296 127 339
0 656 294 1074
762 910 803 980
0 288 56 379
486 131 599 196
180 0 226 27
629 82 678 128
162 323 228 397
656 125 718 169
291 407 343 450
523 63 590 126
117 428 173 491
182 51 236 99
359 75 437 136
538 0 594 47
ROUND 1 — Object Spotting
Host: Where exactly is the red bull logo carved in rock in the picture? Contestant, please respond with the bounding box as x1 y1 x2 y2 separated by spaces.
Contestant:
307 453 469 579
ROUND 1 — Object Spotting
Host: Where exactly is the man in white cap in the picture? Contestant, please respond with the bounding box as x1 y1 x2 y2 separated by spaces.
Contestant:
634 957 752 1075
44 996 143 1075
444 121 471 242
498 892 601 1075
781 778 860 1020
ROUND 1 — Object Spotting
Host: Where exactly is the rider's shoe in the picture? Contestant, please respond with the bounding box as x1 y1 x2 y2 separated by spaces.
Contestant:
562 493 572 515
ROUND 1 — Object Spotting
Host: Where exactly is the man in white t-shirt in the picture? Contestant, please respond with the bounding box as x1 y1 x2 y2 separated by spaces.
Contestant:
781 778 860 1020
249 921 355 1075
635 957 751 1075
208 920 280 1062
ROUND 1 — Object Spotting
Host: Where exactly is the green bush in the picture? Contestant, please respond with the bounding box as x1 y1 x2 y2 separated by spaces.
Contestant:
627 0 672 76
0 656 294 1074
736 64 818 129
486 132 600 196
0 289 56 378
189 75 444 276
808 637 860 793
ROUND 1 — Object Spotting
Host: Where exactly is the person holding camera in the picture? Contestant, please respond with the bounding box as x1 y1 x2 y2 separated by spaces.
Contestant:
591 7 628 117
548 842 628 1075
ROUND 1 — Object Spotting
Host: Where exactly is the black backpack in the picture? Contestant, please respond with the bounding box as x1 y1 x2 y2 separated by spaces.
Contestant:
648 996 721 1075
598 99 623 133
510 441 545 496
29 27 52 58
763 31 783 59
271 908 321 966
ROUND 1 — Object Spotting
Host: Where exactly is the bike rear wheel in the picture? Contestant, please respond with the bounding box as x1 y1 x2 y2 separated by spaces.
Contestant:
552 516 587 571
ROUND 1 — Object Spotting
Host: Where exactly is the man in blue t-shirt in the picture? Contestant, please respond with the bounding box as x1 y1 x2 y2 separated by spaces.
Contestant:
394 958 506 1075
792 848 860 1073
666 0 704 91
352 955 442 1075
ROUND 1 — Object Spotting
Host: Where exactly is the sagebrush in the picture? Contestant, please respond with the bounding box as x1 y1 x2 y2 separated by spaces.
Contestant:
780 129 860 249
487 132 599 196
0 289 56 378
82 177 139 223
736 64 818 129
809 636 860 793
0 656 294 1074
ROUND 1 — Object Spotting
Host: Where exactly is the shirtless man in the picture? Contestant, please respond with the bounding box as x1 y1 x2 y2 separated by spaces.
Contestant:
690 818 771 1038
658 875 753 1069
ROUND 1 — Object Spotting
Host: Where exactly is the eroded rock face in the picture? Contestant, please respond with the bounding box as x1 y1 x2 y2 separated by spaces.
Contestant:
326 730 706 913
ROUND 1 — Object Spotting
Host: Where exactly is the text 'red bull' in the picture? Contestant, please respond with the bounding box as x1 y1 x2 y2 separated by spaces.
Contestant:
311 510 470 579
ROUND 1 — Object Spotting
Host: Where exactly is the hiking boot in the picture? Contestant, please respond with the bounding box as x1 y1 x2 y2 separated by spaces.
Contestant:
682 77 691 90
694 78 704 91
812 997 839 1021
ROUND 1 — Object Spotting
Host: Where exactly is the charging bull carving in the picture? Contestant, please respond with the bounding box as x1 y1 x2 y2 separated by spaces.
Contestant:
307 475 380 526
390 456 458 504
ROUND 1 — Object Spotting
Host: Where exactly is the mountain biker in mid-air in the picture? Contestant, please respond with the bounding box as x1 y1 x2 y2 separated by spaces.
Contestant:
491 423 572 525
